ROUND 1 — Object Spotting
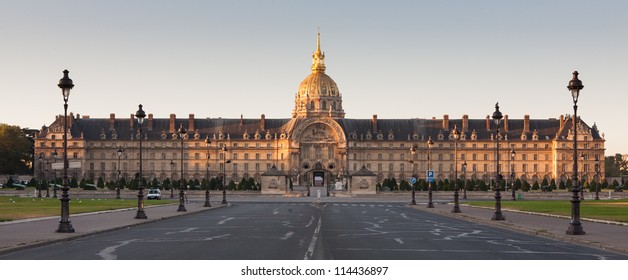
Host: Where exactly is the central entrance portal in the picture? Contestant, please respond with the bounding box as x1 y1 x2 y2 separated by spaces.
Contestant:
313 171 324 187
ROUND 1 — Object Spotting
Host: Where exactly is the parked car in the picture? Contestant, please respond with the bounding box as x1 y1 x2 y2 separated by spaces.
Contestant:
147 189 161 200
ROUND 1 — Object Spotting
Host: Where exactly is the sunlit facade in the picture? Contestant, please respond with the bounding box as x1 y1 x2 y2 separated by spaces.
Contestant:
33 33 606 192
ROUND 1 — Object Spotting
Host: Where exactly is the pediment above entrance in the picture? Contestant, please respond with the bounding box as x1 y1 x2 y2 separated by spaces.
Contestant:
290 117 346 147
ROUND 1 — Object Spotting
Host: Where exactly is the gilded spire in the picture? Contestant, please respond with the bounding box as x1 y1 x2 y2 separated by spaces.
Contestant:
312 31 326 73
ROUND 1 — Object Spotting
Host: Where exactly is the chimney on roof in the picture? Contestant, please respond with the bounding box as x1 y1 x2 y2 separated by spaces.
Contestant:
188 114 195 132
504 114 509 132
442 114 449 130
109 113 115 130
68 113 74 130
129 114 134 130
240 114 244 129
462 114 469 132
486 115 491 131
169 114 176 133
524 115 530 132
372 115 378 132
559 115 565 131
148 114 153 130
260 114 265 131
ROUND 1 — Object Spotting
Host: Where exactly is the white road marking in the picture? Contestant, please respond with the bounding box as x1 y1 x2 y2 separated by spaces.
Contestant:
305 215 315 228
203 234 230 241
304 217 322 260
97 239 137 260
281 231 295 240
218 217 235 225
180 227 197 233
273 208 280 215
394 238 404 245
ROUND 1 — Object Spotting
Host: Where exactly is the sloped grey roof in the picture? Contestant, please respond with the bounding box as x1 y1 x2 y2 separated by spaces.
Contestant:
38 114 601 142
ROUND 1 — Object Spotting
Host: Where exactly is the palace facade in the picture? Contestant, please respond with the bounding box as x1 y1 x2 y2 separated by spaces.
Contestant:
33 33 606 193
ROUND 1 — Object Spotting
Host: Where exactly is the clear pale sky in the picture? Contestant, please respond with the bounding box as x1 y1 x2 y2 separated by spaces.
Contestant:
1 0 626 154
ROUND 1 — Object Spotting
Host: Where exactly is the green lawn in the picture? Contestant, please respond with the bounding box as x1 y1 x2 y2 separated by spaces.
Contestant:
0 197 174 222
464 199 628 223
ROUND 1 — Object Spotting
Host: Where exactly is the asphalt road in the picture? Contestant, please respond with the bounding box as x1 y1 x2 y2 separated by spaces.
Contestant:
1 202 626 260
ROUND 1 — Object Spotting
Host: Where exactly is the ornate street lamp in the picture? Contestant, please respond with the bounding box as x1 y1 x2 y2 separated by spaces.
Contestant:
452 125 461 213
116 146 123 199
510 148 516 201
491 103 505 221
56 69 75 233
38 154 44 198
204 136 212 207
134 104 147 219
221 146 231 205
595 157 600 200
45 159 50 198
169 160 175 198
427 136 435 208
409 145 417 205
462 161 467 199
177 124 187 212
566 71 585 235
52 149 58 198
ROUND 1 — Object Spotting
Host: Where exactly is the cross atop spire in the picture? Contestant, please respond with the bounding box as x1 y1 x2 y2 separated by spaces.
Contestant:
312 31 326 73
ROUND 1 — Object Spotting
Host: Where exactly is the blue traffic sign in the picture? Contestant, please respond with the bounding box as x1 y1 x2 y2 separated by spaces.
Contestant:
427 170 435 183
410 177 417 184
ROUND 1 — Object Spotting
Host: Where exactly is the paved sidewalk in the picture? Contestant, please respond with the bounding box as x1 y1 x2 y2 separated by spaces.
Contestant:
0 200 227 254
412 202 628 256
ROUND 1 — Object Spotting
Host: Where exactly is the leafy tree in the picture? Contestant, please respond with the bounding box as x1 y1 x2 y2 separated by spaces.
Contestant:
69 178 78 188
209 177 219 190
162 178 171 190
238 178 247 190
97 177 105 188
550 179 557 190
151 178 160 189
521 180 530 192
477 180 487 191
541 178 549 188
399 180 411 191
532 181 539 191
5 177 14 187
559 180 566 190
228 180 236 190
247 177 256 191
0 124 32 174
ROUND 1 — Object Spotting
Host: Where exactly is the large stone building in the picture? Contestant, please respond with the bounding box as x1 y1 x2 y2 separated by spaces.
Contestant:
33 33 606 194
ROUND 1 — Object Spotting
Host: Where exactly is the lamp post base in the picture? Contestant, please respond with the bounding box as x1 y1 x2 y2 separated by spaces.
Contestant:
411 189 416 205
135 210 148 219
566 188 585 235
204 190 211 207
222 189 228 205
452 189 461 213
427 188 434 208
56 221 75 233
178 190 187 212
492 189 505 221
56 188 75 233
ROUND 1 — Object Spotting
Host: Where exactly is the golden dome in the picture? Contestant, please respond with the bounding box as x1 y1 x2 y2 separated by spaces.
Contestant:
298 72 340 98
292 32 345 119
